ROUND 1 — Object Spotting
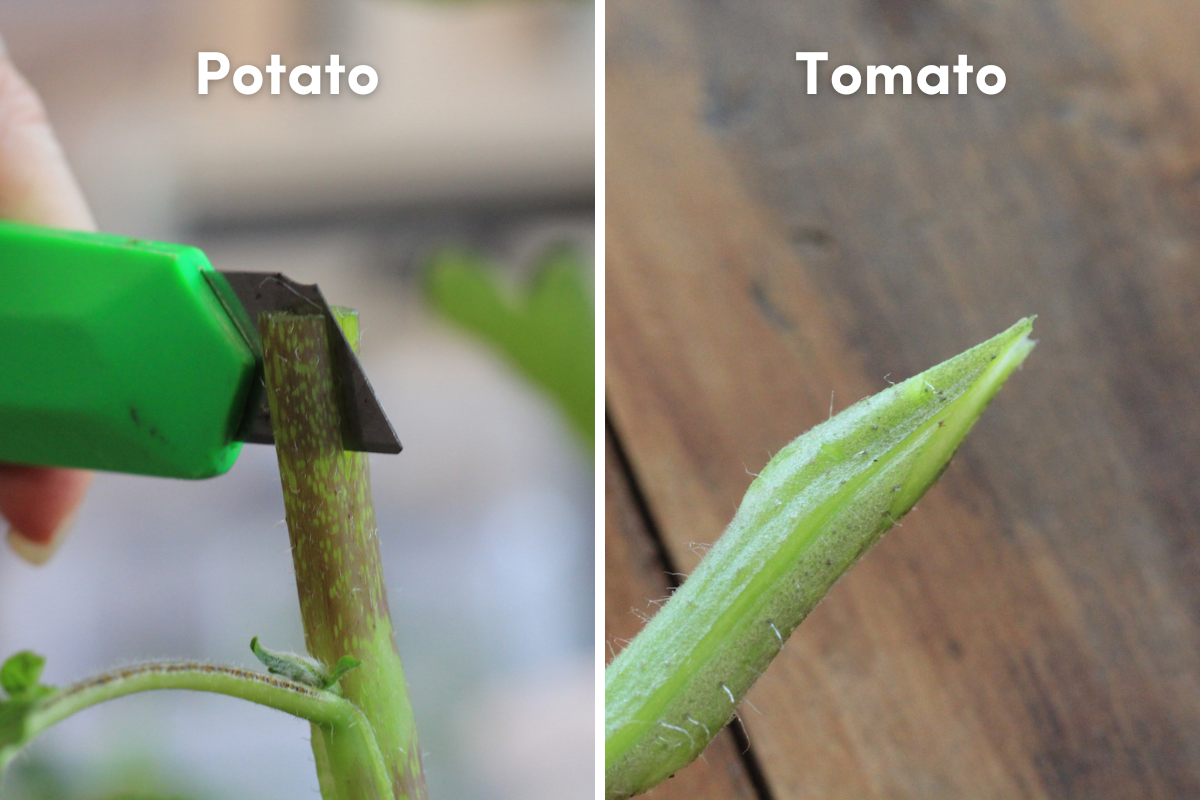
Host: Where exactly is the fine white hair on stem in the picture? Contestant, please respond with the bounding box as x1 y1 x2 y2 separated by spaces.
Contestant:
604 319 1038 800
659 722 695 749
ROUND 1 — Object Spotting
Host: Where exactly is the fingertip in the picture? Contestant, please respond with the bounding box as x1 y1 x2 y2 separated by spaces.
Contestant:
6 515 73 566
0 466 91 563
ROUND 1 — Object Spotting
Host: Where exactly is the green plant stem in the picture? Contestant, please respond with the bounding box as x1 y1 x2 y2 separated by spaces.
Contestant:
605 318 1036 799
8 661 392 796
260 310 425 800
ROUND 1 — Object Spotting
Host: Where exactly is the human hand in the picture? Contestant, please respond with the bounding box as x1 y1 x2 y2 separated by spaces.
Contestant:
0 36 96 564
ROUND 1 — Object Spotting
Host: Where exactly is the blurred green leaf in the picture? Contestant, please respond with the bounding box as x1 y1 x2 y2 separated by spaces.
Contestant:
0 652 47 697
0 751 72 800
0 696 40 771
0 651 57 776
3 748 205 800
425 247 594 447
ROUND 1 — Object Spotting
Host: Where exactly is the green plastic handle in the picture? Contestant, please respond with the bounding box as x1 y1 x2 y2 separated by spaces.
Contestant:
0 221 255 478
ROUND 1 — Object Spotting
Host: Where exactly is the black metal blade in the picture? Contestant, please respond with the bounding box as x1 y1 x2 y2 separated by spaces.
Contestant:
203 271 402 455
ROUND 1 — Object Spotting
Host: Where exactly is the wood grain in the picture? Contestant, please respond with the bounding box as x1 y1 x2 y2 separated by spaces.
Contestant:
605 0 1200 797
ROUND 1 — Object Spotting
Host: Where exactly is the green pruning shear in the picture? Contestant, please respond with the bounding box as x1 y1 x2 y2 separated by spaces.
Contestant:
0 220 401 479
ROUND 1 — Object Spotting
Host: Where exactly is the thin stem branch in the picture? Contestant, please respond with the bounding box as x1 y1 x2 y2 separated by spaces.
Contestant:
12 662 393 798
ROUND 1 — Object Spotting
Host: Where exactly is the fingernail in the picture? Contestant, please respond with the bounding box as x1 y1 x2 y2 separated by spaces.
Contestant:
6 511 76 566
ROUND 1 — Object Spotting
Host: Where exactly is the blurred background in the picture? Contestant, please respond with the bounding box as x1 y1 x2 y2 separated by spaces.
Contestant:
0 1 594 798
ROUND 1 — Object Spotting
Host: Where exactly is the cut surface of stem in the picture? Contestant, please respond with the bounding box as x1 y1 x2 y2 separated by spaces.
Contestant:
261 309 425 800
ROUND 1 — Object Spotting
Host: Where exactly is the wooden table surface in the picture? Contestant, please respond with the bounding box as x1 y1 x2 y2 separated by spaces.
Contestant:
604 1 1200 798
